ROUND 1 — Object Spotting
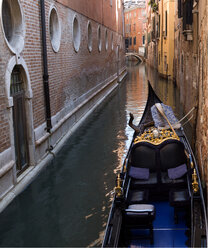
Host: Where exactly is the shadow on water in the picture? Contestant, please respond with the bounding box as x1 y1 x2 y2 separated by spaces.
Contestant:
0 62 192 247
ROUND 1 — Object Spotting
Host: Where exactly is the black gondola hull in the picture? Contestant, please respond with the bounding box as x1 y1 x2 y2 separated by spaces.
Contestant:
102 81 207 247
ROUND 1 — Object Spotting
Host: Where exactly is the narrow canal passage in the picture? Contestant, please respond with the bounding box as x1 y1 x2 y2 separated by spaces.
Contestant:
0 62 190 247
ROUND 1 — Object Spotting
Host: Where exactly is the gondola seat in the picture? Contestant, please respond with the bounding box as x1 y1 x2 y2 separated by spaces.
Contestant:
129 141 188 191
160 141 187 188
129 143 158 189
130 173 157 189
169 189 190 223
125 204 155 223
125 204 155 244
161 172 186 186
127 189 149 204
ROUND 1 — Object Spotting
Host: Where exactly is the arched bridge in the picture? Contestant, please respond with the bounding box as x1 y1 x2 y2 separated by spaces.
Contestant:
125 52 145 63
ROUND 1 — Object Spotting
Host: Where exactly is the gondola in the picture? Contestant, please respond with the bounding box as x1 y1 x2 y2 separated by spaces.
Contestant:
102 81 208 247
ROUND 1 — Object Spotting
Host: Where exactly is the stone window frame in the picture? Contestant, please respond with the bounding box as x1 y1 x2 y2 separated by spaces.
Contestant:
105 28 108 51
72 14 81 53
1 0 25 54
87 21 93 53
111 32 114 51
97 25 102 52
49 5 61 53
120 35 123 49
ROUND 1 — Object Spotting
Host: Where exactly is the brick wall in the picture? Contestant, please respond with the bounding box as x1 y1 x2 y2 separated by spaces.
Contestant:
22 0 45 128
0 0 125 146
0 0 126 202
57 0 124 34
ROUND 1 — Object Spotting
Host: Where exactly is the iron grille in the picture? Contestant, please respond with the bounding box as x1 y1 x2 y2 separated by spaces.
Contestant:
10 66 24 96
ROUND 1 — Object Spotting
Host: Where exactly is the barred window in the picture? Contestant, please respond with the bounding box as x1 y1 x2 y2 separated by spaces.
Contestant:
10 66 24 96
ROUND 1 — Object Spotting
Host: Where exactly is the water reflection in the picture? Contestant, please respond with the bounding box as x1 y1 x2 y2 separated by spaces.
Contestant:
0 62 191 247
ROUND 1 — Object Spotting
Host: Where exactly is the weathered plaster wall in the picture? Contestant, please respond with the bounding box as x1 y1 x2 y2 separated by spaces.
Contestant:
195 0 208 203
174 0 208 207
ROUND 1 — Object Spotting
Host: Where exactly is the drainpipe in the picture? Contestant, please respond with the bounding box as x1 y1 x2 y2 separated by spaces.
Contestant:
40 0 52 133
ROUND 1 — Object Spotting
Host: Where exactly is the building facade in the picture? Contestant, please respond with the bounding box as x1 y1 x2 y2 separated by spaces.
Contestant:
0 0 126 211
124 5 146 54
145 0 158 69
157 0 175 79
145 0 175 80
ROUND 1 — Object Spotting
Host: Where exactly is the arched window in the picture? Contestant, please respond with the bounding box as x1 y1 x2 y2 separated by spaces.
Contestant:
98 26 102 52
111 33 114 50
105 29 108 50
87 21 92 52
73 16 81 52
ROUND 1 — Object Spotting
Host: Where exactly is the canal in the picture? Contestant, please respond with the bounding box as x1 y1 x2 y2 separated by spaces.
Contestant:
0 62 192 247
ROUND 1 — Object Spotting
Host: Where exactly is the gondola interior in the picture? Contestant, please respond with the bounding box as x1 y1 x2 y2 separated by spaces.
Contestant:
118 136 191 247
103 82 207 248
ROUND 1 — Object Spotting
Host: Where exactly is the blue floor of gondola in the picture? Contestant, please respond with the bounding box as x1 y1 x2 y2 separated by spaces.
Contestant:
128 201 189 247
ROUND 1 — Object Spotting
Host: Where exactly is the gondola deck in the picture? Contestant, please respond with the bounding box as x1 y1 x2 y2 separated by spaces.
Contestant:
102 82 207 247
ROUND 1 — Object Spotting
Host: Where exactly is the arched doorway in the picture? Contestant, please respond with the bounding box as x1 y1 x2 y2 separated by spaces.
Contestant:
10 65 29 174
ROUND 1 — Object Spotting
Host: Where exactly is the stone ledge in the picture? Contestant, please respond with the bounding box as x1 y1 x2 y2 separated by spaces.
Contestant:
0 161 14 178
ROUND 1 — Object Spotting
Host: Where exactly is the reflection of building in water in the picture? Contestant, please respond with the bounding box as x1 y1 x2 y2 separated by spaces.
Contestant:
0 0 126 211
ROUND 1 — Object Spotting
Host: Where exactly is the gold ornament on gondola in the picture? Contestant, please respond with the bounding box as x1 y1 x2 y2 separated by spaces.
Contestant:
134 128 180 146
192 169 199 193
114 174 123 198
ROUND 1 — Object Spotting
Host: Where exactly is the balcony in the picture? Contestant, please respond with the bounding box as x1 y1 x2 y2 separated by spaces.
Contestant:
183 29 193 41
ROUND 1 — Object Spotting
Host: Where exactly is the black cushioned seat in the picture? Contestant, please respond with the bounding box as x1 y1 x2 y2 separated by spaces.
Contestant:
127 190 149 204
169 189 190 207
125 204 156 244
125 204 155 219
169 189 190 223
160 141 187 189
131 173 157 189
130 143 156 171
130 143 157 188
129 140 188 193
161 172 186 185
160 141 187 171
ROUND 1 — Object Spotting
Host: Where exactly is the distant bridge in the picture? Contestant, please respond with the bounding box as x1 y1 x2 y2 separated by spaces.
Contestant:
125 52 145 63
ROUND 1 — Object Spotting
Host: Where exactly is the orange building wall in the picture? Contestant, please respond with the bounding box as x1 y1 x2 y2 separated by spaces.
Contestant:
124 7 145 52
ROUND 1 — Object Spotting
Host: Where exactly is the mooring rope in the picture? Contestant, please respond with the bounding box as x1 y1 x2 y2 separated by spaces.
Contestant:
178 106 196 124
181 114 194 127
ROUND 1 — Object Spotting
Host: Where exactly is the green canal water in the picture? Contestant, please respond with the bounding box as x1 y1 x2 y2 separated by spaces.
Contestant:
0 62 192 247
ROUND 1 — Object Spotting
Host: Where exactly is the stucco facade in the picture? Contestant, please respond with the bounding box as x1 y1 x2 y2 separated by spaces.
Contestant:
124 5 146 53
157 0 175 79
